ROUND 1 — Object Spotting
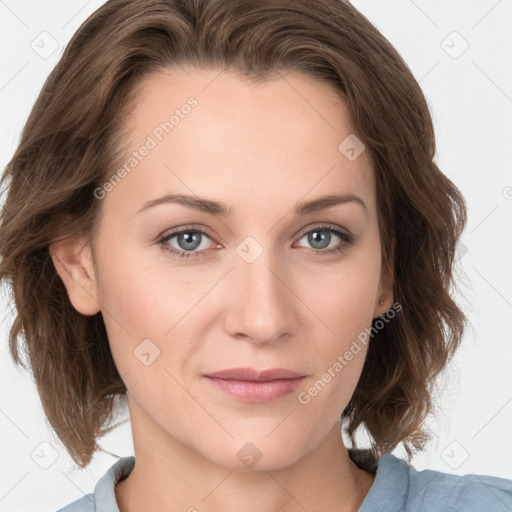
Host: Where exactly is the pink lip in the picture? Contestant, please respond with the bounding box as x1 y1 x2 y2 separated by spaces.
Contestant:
203 367 306 403
206 367 304 381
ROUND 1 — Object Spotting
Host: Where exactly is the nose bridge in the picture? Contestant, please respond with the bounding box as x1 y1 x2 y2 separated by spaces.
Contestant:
226 237 296 343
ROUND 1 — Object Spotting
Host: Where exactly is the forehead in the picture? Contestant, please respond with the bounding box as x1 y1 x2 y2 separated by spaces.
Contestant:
109 67 376 216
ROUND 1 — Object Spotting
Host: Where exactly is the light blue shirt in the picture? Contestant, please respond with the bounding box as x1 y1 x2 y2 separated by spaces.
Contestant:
56 453 512 511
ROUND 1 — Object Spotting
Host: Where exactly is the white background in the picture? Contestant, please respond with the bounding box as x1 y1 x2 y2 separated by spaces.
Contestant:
1 1 511 511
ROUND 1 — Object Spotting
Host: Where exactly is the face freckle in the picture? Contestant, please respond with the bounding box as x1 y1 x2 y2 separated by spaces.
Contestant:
91 66 391 472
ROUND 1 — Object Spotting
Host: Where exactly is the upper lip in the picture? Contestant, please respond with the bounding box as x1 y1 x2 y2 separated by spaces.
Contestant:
205 367 305 381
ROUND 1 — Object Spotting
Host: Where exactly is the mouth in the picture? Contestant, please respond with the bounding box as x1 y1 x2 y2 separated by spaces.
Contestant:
203 367 306 403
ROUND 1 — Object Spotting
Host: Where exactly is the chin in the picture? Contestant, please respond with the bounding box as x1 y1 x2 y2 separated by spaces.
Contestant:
200 435 310 472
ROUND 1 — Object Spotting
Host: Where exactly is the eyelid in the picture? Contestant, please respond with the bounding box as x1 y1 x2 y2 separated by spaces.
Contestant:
294 222 351 239
158 223 216 241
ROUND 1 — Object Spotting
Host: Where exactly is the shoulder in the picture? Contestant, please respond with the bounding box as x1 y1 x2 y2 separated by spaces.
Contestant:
55 456 135 512
408 462 512 511
385 453 512 512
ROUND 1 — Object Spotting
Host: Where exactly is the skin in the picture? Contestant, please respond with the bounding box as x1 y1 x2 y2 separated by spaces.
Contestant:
50 67 394 512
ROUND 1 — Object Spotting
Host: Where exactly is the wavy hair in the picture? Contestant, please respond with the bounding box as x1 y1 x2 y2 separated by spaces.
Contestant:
0 0 467 469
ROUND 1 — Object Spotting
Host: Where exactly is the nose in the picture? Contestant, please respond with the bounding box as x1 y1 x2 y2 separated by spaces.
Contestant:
224 246 299 345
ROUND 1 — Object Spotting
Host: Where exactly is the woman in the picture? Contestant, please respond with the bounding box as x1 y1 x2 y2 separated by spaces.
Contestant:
1 0 511 511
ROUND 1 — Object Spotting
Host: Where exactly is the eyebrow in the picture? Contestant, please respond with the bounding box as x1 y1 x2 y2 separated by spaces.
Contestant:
136 192 367 217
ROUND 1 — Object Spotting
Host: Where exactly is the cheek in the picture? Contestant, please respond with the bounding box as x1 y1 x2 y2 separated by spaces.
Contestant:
296 247 381 392
302 255 381 335
93 248 168 367
96 229 178 327
95 248 216 376
294 269 377 418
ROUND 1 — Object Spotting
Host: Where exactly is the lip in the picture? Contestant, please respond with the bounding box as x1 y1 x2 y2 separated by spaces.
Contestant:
203 367 306 403
205 367 304 381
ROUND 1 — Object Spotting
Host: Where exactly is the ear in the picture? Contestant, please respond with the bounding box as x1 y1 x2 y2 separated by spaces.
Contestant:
373 239 395 319
49 236 101 316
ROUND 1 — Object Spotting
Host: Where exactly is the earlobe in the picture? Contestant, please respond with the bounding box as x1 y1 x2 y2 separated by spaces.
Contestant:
48 237 101 316
374 250 395 319
375 264 394 317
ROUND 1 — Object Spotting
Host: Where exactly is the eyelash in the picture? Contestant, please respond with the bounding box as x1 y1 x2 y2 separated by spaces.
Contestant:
157 224 355 260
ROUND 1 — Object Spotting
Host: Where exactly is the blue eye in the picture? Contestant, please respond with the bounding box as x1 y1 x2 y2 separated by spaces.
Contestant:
297 227 354 252
158 224 354 260
158 228 215 259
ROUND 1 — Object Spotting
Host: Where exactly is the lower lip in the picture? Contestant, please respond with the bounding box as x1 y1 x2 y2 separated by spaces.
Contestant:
204 376 305 402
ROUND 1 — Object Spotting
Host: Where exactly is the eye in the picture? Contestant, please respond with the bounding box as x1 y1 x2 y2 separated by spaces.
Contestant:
294 224 355 256
158 226 216 260
157 224 355 260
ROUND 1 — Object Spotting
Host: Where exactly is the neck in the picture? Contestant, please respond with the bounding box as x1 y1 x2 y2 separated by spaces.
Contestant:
115 405 375 512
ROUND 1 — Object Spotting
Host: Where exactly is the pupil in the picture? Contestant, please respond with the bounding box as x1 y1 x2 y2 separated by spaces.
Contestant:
309 230 330 249
179 232 201 250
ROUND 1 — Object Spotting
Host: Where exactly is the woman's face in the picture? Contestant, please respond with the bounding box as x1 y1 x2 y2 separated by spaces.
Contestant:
82 67 393 469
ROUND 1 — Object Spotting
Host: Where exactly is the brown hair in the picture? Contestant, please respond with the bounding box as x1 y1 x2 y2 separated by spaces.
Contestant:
0 0 467 470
